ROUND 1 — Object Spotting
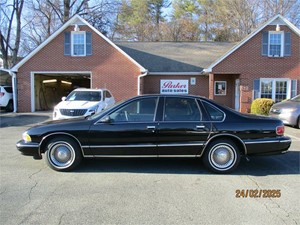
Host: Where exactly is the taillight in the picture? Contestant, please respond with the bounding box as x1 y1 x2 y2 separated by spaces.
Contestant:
0 92 5 97
276 125 284 136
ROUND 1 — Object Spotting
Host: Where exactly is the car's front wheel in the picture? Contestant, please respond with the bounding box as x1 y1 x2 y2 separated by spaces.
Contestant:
202 139 241 173
45 137 82 171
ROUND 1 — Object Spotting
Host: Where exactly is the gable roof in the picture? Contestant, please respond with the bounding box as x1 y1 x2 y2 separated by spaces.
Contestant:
205 14 300 73
11 15 146 72
117 42 235 74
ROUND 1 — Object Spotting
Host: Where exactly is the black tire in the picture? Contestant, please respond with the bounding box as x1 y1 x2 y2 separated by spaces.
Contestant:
5 100 13 112
202 139 241 174
297 116 300 129
45 137 82 171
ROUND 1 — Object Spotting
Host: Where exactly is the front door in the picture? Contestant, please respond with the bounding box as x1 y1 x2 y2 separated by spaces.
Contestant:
89 97 159 155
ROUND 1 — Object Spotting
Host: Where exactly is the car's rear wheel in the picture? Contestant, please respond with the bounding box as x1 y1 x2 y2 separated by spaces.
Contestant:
297 116 300 129
202 139 241 173
45 137 82 171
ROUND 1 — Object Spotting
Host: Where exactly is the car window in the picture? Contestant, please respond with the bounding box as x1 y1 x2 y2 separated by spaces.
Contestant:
164 97 201 121
4 87 12 93
109 97 158 122
66 91 102 101
290 95 300 102
106 91 112 98
202 101 225 121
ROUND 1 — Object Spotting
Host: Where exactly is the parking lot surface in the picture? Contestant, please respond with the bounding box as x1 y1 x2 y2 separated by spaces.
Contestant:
0 112 299 225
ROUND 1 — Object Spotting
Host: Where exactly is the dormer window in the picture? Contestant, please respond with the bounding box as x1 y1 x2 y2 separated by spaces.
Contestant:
64 31 92 57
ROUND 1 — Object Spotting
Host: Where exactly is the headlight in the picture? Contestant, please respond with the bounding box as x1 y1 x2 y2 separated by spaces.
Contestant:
88 105 99 113
22 132 32 142
281 108 296 113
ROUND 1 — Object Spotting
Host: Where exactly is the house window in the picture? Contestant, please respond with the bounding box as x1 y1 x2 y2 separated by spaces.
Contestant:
269 32 283 57
257 79 291 102
262 31 291 57
64 31 92 56
214 81 226 96
72 32 86 56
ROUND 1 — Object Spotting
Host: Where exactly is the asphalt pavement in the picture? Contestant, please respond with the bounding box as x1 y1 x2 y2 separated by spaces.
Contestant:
0 111 299 225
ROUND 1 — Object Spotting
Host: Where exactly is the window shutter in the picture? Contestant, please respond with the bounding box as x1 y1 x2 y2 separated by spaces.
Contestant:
284 32 291 56
262 32 268 56
291 80 297 98
86 32 92 56
64 32 71 56
253 79 260 100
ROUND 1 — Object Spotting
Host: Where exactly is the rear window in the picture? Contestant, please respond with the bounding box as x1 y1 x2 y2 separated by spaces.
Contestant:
202 101 225 121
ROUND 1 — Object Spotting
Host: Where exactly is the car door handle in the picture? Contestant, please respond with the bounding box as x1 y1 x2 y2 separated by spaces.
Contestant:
147 126 156 130
196 125 205 129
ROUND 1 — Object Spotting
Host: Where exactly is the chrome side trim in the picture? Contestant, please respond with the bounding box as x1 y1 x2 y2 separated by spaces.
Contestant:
85 142 204 149
87 144 156 148
158 143 204 147
244 139 291 144
39 132 85 157
17 142 39 148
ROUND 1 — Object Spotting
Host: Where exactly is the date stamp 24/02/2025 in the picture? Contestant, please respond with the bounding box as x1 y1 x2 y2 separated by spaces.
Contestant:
235 189 281 198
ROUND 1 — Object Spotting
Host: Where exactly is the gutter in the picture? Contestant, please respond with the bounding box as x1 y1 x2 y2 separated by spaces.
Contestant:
137 70 148 95
8 70 17 113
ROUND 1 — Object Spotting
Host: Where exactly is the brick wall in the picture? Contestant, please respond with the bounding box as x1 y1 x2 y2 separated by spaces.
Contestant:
212 25 300 113
17 26 141 112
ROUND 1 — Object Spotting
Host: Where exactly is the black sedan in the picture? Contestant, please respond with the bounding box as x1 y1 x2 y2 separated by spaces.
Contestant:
17 95 291 173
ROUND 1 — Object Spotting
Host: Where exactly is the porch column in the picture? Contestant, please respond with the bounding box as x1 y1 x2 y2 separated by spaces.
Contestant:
208 73 214 100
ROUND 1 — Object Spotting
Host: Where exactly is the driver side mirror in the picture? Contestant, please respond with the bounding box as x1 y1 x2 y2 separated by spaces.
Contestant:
100 115 111 123
62 96 66 101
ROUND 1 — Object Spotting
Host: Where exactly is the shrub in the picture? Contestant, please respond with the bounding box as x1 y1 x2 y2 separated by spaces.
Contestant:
251 98 274 116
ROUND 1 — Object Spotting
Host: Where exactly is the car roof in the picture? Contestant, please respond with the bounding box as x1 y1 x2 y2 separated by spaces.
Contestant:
137 94 208 100
72 88 110 92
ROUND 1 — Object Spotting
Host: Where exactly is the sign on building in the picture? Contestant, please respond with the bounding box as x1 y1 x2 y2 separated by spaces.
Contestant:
160 80 189 94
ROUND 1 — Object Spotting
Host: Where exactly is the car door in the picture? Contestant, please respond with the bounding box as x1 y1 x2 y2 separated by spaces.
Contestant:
157 96 211 156
88 97 159 155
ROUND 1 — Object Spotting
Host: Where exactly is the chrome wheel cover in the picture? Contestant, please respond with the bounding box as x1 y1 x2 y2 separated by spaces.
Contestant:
48 141 75 169
209 144 237 171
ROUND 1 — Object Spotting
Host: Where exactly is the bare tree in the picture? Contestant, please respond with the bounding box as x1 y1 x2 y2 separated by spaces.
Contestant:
0 0 24 68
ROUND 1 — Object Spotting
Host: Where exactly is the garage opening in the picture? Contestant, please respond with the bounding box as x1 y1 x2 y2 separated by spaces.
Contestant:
34 73 91 111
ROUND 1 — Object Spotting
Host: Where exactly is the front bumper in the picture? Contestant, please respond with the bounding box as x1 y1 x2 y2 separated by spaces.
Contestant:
16 140 41 158
244 136 291 155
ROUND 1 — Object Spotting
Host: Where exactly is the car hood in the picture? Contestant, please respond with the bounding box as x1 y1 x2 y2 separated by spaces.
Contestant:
272 100 300 109
55 101 99 109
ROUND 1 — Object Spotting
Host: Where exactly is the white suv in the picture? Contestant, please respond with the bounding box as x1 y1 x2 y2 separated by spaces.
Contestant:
0 85 13 112
53 88 115 120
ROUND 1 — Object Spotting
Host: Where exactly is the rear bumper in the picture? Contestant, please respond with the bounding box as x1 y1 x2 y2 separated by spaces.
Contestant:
244 136 291 155
16 140 40 158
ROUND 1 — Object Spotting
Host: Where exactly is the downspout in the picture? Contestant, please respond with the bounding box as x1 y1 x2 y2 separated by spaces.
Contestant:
8 70 17 112
137 70 148 95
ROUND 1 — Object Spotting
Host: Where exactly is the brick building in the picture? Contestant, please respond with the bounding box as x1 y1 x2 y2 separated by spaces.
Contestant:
11 14 299 113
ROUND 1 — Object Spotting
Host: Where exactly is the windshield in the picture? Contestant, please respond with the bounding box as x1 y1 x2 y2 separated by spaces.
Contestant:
66 91 102 101
290 95 300 102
